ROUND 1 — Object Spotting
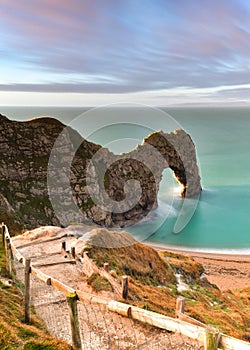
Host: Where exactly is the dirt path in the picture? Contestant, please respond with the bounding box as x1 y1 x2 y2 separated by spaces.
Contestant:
12 227 204 350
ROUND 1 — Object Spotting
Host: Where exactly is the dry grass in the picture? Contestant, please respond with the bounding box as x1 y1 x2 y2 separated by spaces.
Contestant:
84 242 250 341
1 225 249 345
85 242 176 286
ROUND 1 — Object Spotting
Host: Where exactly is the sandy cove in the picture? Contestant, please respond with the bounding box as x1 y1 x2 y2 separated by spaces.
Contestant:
148 243 250 291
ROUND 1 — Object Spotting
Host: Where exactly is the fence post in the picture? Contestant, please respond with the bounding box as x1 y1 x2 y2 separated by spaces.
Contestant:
71 247 76 259
103 262 109 272
205 326 220 350
61 241 67 254
1 224 5 246
176 296 185 317
67 292 82 350
24 258 31 324
122 276 128 299
3 227 7 251
6 237 14 277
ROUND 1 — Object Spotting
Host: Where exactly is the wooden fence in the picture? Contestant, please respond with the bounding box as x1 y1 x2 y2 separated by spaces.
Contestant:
1 223 250 350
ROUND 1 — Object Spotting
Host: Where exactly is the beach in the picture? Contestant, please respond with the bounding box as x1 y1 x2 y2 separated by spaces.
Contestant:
147 243 250 291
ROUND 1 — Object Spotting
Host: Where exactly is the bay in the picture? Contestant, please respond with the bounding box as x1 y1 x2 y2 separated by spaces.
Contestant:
2 106 250 252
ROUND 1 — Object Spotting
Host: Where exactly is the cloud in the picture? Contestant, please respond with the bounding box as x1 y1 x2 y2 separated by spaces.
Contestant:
0 0 250 101
0 82 143 94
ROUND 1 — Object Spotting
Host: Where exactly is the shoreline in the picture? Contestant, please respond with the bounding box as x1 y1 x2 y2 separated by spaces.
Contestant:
146 241 250 260
145 241 250 291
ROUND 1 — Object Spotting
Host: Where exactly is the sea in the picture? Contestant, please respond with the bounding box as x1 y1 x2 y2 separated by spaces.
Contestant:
1 105 250 254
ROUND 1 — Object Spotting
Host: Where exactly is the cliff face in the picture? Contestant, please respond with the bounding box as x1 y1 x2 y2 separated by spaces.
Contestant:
0 114 201 229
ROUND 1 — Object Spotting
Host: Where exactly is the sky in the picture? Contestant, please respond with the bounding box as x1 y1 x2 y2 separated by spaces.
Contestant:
1 0 250 106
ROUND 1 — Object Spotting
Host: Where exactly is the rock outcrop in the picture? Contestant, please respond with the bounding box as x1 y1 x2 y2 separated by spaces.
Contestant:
0 113 201 229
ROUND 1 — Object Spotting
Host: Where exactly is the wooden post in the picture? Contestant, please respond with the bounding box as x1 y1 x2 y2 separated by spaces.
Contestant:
122 276 128 299
1 224 5 246
24 258 31 324
103 262 109 272
4 227 7 251
6 237 14 277
176 296 185 317
61 241 67 253
66 292 82 350
205 326 220 350
71 247 76 259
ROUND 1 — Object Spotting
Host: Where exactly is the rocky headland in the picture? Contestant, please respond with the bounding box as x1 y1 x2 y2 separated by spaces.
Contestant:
0 113 201 229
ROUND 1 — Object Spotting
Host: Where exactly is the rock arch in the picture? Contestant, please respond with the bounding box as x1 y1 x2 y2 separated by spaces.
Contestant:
0 114 201 228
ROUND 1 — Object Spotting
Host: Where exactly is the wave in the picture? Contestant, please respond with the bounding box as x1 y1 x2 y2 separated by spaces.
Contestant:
155 199 178 218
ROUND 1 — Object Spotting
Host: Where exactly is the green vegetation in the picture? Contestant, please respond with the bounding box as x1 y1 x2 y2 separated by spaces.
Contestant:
87 273 113 292
23 342 62 350
19 196 52 223
81 197 94 211
161 250 205 283
0 207 23 236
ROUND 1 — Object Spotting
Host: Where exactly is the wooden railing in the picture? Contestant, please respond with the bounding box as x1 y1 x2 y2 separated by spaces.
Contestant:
1 223 250 350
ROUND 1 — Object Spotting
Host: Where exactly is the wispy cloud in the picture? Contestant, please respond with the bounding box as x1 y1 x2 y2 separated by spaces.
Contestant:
0 0 250 104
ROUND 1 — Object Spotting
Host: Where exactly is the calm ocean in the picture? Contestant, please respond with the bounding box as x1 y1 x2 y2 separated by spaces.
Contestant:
2 106 250 253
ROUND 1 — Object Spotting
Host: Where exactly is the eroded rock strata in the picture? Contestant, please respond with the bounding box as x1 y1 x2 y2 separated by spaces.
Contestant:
0 114 201 229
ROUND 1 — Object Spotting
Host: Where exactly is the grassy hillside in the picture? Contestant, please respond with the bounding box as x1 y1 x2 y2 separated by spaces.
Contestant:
0 244 72 350
84 243 250 341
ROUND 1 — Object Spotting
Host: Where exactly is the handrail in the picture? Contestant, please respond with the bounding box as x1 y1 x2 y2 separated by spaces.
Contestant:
1 223 250 350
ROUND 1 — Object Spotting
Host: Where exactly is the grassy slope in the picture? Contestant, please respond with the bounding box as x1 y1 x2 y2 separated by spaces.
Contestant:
85 244 250 342
0 245 72 350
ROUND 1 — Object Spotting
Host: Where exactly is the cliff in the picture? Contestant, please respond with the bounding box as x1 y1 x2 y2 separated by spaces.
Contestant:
0 113 201 229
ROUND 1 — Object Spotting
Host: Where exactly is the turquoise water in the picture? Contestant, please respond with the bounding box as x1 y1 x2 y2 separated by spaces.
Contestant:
129 107 250 252
2 106 250 252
